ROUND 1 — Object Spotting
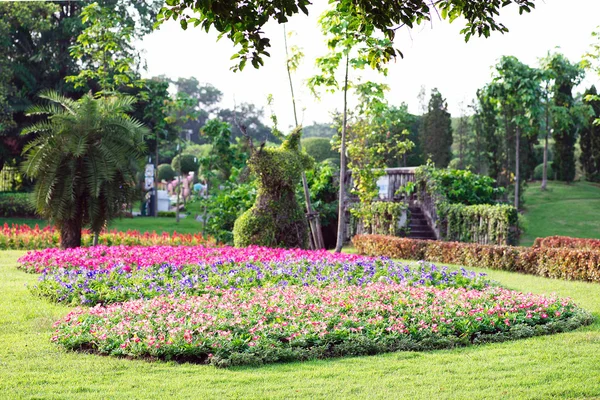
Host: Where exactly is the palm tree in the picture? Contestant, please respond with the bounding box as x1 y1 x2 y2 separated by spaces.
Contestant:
21 91 148 248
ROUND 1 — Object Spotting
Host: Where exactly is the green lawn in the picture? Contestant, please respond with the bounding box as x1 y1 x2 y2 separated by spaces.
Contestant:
0 215 204 235
520 181 600 246
1 250 599 399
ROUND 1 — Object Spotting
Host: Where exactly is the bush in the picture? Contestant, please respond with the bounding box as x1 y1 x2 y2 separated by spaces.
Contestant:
0 193 36 217
437 203 519 245
157 164 176 181
352 234 600 283
533 236 600 250
533 162 555 181
157 211 176 218
416 165 503 205
171 154 200 175
301 138 337 163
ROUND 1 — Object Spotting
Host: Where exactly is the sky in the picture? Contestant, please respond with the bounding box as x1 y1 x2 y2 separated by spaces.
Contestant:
139 0 600 130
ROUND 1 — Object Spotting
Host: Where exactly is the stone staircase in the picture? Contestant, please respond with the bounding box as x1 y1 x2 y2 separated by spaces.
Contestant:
407 206 437 240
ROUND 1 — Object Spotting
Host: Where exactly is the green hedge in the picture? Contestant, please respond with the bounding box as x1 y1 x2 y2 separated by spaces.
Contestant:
351 201 408 237
438 203 519 246
157 164 176 181
353 234 600 283
533 162 555 181
0 193 36 217
415 165 518 245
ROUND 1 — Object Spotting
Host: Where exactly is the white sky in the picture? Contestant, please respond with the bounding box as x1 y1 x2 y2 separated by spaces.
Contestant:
140 0 600 130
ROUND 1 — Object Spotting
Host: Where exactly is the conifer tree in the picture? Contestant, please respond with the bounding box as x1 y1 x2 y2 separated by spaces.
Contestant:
420 89 453 168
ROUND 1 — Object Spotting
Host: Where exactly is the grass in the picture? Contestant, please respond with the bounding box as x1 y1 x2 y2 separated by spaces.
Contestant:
520 180 600 246
0 215 204 235
1 250 600 399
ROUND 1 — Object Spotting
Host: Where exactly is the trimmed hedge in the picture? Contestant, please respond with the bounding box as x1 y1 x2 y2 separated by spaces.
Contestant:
353 234 600 283
534 236 600 250
0 193 36 217
438 203 519 245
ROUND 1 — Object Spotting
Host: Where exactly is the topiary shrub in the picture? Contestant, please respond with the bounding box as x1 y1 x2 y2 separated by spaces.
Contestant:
157 164 176 182
301 137 337 163
234 128 313 248
533 162 555 181
171 154 199 175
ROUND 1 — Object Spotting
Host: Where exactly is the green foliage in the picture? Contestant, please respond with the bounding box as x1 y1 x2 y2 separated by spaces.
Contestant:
199 171 257 244
303 161 339 227
171 154 199 175
438 203 519 245
540 53 585 183
66 1 161 93
157 164 176 182
233 128 312 248
157 211 176 218
352 201 408 236
302 122 337 139
417 164 504 205
0 193 35 217
580 86 600 182
301 138 337 163
157 0 536 71
20 91 148 248
420 89 453 168
416 164 517 245
533 162 555 181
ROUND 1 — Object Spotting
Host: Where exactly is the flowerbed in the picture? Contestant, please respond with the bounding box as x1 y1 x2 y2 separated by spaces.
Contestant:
353 234 600 283
52 284 592 367
32 259 488 306
18 245 368 273
0 223 216 250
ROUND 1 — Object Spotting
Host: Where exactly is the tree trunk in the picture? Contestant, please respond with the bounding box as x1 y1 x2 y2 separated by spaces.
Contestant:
514 125 520 210
334 55 350 253
541 98 550 191
284 25 324 249
60 217 82 249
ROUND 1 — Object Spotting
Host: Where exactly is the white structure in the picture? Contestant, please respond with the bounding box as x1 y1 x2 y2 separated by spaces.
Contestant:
156 190 171 212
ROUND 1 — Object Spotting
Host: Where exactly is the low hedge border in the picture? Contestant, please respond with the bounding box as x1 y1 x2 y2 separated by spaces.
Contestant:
353 234 600 283
534 236 600 250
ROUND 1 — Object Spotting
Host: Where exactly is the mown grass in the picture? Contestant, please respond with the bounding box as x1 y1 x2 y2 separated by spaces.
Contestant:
521 181 600 246
0 215 203 235
1 250 599 399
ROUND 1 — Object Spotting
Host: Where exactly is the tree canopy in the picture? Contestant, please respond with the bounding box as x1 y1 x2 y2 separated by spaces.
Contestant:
157 0 537 71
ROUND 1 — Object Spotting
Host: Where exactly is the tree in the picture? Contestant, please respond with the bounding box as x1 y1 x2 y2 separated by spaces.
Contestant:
541 53 584 183
580 86 600 182
157 0 537 71
0 0 161 169
420 89 453 168
490 56 542 208
20 92 147 248
308 7 394 253
218 103 279 144
473 86 501 180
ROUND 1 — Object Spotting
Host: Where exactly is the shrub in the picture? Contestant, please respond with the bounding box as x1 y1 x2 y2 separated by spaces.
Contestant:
415 164 518 245
171 154 199 175
437 203 519 245
52 284 591 367
0 193 36 217
416 165 504 205
533 236 600 250
352 234 600 283
157 211 176 218
301 138 337 163
533 162 555 181
157 164 176 181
